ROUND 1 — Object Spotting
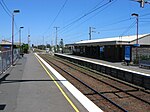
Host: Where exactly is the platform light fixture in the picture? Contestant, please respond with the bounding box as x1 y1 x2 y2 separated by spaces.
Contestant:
131 13 139 63
11 9 20 65
19 26 24 52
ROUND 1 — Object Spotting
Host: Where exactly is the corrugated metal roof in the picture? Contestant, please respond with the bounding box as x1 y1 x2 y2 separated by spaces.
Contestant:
75 34 149 44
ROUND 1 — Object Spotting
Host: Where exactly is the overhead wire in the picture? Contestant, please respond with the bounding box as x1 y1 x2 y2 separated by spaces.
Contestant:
140 12 150 17
140 21 150 22
60 0 119 40
60 0 118 36
139 17 150 19
119 20 136 37
57 0 150 42
60 1 150 41
98 26 132 32
87 0 106 12
0 0 12 17
43 0 68 35
44 0 108 42
118 12 150 37
1 0 11 14
80 0 118 25
91 11 150 36
58 0 113 33
1 0 18 30
0 0 19 38
89 18 133 36
58 0 105 34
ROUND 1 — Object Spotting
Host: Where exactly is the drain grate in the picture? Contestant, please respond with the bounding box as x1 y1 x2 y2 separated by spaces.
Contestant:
0 104 6 110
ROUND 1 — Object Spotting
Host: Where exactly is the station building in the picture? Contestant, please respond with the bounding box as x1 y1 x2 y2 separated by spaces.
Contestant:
67 34 150 62
0 40 12 51
0 40 19 51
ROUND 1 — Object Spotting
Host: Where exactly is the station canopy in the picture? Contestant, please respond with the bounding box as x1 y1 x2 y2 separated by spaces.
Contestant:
71 34 150 46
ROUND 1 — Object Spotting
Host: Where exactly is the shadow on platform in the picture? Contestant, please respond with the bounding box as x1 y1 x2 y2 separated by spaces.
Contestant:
0 73 10 84
0 79 66 84
0 104 6 110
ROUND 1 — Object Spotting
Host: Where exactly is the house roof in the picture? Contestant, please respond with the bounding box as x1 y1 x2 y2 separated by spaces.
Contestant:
0 40 11 45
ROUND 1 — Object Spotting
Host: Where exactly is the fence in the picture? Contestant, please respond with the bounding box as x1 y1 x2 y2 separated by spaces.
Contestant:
0 49 19 74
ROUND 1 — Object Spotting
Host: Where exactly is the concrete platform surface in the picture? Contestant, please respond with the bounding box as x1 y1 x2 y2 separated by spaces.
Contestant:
0 53 89 112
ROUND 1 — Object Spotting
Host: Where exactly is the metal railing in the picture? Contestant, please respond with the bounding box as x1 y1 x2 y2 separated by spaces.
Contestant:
0 49 19 74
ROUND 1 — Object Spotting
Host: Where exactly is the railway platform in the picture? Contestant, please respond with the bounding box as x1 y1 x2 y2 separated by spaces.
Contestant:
55 53 150 89
0 53 101 112
55 53 150 75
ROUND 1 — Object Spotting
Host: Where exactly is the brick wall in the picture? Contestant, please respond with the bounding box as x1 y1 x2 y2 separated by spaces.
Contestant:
132 47 150 61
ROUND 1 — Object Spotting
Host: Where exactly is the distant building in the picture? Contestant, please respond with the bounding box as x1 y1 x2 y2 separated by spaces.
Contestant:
0 40 19 51
0 40 12 51
67 34 150 62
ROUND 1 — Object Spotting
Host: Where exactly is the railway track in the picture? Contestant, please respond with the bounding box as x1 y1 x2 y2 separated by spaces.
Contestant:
39 54 150 112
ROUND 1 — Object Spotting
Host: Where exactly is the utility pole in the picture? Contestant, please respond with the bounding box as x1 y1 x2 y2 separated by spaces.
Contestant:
89 27 92 40
89 27 96 40
54 27 59 52
28 29 30 52
43 36 44 50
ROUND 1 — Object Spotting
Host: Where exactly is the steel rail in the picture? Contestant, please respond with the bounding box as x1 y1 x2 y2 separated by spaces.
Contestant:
41 55 128 112
50 55 150 105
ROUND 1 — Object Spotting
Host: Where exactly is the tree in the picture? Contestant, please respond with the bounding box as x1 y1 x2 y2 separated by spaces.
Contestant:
46 44 51 51
22 44 29 53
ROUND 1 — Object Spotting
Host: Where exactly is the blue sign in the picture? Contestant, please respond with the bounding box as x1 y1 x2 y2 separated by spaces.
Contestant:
133 44 140 47
4 46 10 48
100 47 104 52
125 46 131 61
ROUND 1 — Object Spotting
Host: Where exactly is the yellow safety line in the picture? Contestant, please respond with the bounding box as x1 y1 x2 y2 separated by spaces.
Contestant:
35 54 79 112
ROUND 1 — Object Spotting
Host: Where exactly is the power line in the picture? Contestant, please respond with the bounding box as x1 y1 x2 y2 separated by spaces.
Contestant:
98 17 133 29
74 0 118 32
59 0 118 36
119 20 136 37
58 0 113 33
58 0 105 35
140 17 150 19
61 3 148 37
49 0 68 28
60 0 150 38
43 0 68 35
0 0 12 17
98 26 132 32
1 0 11 14
118 12 150 37
140 21 150 22
140 12 150 17
53 0 108 41
1 0 19 29
0 0 19 30
86 0 105 13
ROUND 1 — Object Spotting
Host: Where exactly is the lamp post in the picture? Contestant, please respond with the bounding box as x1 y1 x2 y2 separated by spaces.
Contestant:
19 26 24 53
11 10 20 65
131 13 139 63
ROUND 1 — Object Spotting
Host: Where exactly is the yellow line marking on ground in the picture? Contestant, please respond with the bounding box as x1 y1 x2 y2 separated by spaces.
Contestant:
35 54 79 112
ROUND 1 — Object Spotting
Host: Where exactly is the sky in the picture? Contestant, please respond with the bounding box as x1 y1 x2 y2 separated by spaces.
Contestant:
0 0 150 46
